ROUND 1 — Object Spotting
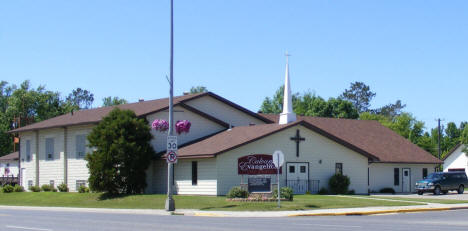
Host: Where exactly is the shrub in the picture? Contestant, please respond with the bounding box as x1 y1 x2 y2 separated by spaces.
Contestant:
346 190 355 195
272 187 294 201
52 188 58 192
318 187 329 195
227 186 249 198
41 184 53 192
328 174 351 194
78 185 90 193
86 108 155 194
2 185 14 193
57 183 69 192
379 187 396 194
29 185 41 192
14 185 24 192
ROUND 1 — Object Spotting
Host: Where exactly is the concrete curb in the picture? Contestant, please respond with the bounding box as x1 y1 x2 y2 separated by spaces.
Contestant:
2 204 468 218
289 206 468 217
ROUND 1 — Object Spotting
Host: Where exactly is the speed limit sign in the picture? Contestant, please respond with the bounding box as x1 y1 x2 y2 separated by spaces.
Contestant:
167 136 178 151
167 151 178 164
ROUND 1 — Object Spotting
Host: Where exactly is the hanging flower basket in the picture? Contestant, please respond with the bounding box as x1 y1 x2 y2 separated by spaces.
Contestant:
176 120 191 134
152 119 169 132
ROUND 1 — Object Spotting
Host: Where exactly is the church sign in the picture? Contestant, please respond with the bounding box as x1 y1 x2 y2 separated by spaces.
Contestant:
248 177 271 192
237 154 282 175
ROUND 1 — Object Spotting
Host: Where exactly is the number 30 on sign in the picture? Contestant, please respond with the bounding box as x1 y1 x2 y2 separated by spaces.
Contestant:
167 136 178 151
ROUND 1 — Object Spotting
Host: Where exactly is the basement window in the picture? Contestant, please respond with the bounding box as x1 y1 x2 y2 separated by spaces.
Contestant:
76 180 86 190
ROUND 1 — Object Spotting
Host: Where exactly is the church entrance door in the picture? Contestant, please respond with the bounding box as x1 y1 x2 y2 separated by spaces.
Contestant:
286 162 308 194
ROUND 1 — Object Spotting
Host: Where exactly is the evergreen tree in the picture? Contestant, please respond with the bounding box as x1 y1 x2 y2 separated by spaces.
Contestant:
86 108 155 194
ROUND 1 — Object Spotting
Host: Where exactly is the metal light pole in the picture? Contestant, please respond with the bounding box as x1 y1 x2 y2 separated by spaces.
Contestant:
165 0 176 212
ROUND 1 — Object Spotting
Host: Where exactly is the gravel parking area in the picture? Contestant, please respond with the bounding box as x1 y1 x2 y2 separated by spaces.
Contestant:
372 191 468 200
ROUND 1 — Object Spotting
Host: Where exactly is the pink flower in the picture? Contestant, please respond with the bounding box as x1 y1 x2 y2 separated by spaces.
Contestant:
152 119 169 132
175 120 191 134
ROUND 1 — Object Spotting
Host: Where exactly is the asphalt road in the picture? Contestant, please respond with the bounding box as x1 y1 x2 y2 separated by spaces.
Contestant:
1 208 468 231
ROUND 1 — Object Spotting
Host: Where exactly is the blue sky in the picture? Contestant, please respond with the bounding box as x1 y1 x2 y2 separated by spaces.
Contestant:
1 1 467 130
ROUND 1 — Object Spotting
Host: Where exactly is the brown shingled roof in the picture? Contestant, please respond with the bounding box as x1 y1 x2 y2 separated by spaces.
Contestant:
9 92 271 133
177 115 442 164
0 152 19 161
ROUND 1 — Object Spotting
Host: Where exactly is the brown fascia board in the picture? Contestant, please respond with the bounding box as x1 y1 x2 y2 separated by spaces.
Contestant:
165 154 215 159
442 143 462 161
192 92 274 124
8 122 99 134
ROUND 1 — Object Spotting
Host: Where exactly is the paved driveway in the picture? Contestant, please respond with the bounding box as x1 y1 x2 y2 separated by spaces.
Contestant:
372 191 468 200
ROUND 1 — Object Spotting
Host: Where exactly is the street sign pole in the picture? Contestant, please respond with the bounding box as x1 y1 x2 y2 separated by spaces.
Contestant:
165 0 175 212
277 164 280 208
272 150 284 208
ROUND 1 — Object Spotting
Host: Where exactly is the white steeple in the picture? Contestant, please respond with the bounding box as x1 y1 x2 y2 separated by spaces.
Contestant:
279 52 297 125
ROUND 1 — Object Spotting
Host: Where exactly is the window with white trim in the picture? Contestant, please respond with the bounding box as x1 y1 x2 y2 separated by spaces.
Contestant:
45 138 55 160
26 140 31 162
75 135 86 158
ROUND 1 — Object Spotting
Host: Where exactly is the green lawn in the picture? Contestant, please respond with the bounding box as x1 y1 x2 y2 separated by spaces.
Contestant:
370 196 468 204
0 193 420 211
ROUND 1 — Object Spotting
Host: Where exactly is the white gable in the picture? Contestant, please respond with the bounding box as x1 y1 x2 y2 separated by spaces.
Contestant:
185 95 267 127
146 105 226 153
443 144 468 176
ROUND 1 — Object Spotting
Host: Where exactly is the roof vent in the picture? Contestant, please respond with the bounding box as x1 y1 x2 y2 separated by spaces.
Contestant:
183 92 190 95
249 123 256 126
138 99 144 102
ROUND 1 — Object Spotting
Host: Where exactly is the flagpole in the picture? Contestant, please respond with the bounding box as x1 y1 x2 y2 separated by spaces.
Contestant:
165 0 176 212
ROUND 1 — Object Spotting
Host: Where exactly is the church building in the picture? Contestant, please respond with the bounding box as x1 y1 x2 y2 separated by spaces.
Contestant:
10 59 442 195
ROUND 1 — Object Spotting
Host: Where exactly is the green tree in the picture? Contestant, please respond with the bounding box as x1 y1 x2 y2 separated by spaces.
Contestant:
260 85 299 114
189 86 208 94
372 100 406 119
339 81 376 113
85 108 155 194
461 126 468 153
65 88 94 109
260 86 357 119
102 97 128 107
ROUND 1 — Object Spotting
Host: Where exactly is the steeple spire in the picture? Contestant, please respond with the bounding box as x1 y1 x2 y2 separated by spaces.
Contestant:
279 52 297 125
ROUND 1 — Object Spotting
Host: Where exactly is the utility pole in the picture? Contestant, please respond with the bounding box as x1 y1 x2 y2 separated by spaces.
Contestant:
165 0 175 212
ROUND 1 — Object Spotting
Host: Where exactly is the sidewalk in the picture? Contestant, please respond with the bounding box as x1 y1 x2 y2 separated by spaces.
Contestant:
2 203 468 218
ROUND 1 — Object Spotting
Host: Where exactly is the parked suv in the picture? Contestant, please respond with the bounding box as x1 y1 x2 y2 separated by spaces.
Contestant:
416 172 468 195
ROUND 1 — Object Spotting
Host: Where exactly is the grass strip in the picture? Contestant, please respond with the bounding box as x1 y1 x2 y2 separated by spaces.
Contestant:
0 193 420 211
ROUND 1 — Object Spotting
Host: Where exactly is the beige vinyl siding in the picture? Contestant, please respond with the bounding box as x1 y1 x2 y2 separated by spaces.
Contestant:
151 160 168 194
38 128 65 187
173 158 217 195
369 163 436 193
19 132 37 189
185 96 266 127
216 125 369 195
67 125 93 192
146 105 226 153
